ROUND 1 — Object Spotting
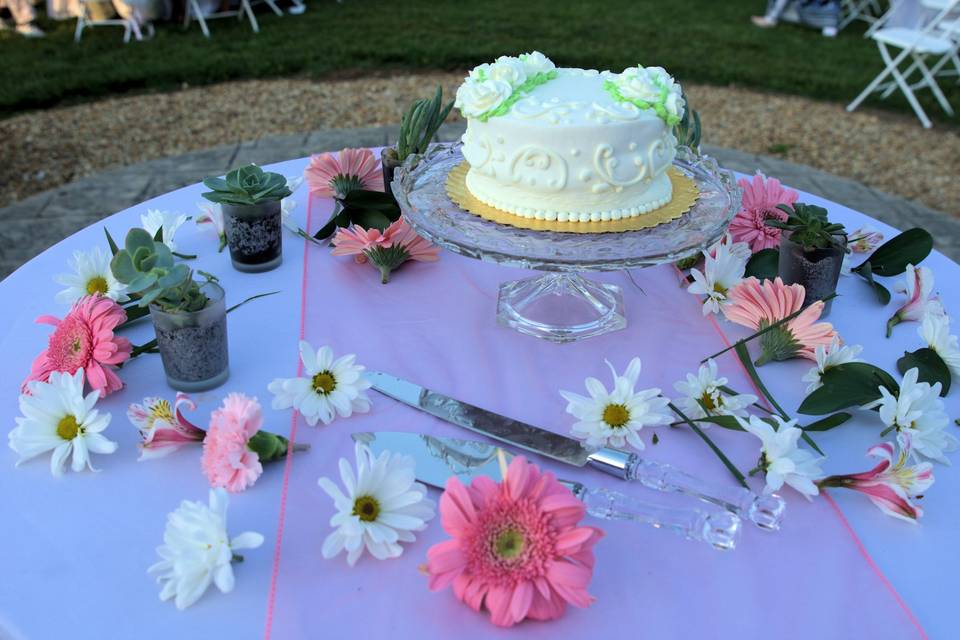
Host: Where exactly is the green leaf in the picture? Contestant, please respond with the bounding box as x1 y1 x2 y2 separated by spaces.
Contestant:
744 248 780 281
857 228 933 277
124 228 154 255
668 402 748 488
691 415 746 430
226 290 280 314
855 261 892 305
897 348 951 396
352 208 393 231
734 342 789 419
801 412 852 432
153 227 164 243
340 189 401 213
104 228 120 256
798 363 899 415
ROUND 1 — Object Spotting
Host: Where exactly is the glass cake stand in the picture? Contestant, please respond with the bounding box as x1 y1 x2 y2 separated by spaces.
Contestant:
393 143 741 343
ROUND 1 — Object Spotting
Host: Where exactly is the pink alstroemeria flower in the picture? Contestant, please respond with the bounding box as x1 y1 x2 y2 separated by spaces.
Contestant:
129 393 206 461
886 264 945 337
332 220 440 283
728 173 798 253
304 148 384 199
819 434 934 523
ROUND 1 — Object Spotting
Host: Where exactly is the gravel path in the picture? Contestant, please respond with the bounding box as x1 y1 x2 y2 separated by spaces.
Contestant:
3 72 958 215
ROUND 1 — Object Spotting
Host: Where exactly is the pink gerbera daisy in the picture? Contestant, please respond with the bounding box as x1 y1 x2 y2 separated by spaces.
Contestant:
23 295 131 397
304 148 384 199
201 393 264 493
722 277 837 365
426 456 604 628
729 173 799 252
332 219 440 283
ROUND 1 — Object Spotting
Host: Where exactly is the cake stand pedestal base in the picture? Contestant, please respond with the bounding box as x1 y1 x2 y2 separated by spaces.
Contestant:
496 273 626 343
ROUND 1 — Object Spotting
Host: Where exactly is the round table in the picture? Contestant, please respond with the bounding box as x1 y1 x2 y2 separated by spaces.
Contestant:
0 152 955 639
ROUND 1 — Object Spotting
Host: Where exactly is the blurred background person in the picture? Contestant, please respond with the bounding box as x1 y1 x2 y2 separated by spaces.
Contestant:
752 0 841 37
0 0 44 36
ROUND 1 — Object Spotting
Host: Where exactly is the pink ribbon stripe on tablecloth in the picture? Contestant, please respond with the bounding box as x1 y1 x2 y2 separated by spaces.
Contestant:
263 190 924 639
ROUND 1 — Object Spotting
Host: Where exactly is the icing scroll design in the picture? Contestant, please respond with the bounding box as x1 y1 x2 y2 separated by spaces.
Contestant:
508 145 568 190
592 143 648 193
461 134 493 171
511 97 585 124
585 101 643 124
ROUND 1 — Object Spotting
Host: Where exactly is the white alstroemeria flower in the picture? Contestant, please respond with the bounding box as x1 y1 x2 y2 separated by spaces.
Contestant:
739 415 825 499
141 209 189 252
318 442 435 566
195 202 226 252
849 225 884 253
687 236 748 315
919 313 960 379
489 55 528 87
9 369 117 476
268 341 372 426
148 488 264 610
519 51 555 76
869 367 957 464
53 246 129 304
801 336 864 394
455 78 514 118
887 264 945 336
673 359 758 421
279 175 304 232
560 357 672 451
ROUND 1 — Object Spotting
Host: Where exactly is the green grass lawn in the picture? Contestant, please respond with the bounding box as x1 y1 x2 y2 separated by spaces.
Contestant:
1 0 958 121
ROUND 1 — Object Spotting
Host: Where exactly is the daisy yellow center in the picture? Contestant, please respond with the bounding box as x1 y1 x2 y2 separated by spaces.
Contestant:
493 527 526 561
352 495 380 522
602 403 630 429
713 282 727 295
86 276 109 296
700 391 719 412
57 415 81 441
312 371 336 395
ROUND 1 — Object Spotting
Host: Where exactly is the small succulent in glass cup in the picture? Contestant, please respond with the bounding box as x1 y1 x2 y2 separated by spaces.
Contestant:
111 229 229 391
202 164 293 273
381 85 454 196
766 203 848 315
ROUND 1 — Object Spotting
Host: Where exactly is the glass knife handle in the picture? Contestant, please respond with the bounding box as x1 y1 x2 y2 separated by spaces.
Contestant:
586 448 786 531
566 483 740 551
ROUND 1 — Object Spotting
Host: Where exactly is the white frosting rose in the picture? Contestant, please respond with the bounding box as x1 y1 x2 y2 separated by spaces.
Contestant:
519 51 555 76
615 66 661 104
663 89 685 121
455 78 514 118
489 56 528 87
467 63 491 82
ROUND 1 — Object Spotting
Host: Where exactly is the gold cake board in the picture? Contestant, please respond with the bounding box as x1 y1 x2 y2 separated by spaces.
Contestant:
445 161 700 234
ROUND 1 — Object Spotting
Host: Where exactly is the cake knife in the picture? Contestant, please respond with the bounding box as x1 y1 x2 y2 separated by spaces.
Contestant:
351 431 741 550
366 371 785 531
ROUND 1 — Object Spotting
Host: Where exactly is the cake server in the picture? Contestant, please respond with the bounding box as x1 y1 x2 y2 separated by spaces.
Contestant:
351 431 741 551
366 371 785 531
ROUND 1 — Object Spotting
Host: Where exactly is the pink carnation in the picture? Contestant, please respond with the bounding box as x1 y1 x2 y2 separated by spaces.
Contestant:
729 173 798 252
201 393 264 493
426 456 604 627
23 295 132 397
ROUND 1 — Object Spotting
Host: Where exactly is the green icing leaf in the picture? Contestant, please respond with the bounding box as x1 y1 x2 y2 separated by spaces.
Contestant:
476 71 559 122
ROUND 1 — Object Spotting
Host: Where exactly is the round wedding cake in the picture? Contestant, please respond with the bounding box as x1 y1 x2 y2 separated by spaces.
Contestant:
454 52 685 223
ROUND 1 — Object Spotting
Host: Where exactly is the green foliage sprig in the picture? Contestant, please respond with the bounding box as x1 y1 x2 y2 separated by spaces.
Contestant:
110 228 211 313
766 203 846 251
850 228 934 304
394 85 454 163
202 164 292 206
673 89 701 150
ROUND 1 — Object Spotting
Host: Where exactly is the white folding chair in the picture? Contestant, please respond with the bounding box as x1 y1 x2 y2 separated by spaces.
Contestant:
840 0 885 30
74 0 143 42
185 0 283 38
847 0 960 127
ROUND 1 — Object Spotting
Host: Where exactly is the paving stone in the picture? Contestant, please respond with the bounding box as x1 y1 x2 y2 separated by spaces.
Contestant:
2 124 958 280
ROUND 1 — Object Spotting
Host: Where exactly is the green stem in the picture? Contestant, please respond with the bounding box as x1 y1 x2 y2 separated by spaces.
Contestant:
668 402 748 488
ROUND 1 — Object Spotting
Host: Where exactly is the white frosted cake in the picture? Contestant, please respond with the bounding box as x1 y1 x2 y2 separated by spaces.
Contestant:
454 52 685 223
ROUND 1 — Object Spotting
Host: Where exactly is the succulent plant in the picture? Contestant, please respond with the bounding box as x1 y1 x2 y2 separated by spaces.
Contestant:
110 228 210 312
767 203 847 251
673 89 701 151
391 85 454 163
201 164 292 206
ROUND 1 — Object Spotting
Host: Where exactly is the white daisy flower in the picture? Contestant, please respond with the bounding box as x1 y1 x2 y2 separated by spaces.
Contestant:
560 357 672 451
738 415 825 499
148 488 264 610
268 341 372 426
869 367 957 464
54 246 129 305
919 313 960 379
9 369 117 476
673 359 758 421
801 336 864 394
318 442 435 566
141 209 188 252
687 236 748 315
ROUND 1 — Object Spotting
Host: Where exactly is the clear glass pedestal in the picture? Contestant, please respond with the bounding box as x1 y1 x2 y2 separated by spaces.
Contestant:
393 144 741 344
497 273 625 343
